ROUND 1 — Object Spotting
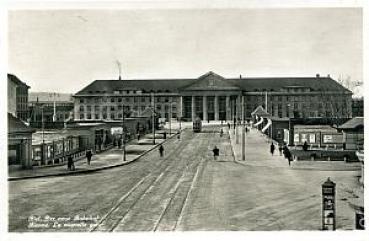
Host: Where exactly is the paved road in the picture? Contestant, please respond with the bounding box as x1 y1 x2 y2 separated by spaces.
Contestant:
9 126 361 231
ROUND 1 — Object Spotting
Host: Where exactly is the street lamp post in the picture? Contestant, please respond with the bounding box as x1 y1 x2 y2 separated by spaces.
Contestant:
287 104 291 145
151 92 156 145
122 102 126 162
241 95 245 161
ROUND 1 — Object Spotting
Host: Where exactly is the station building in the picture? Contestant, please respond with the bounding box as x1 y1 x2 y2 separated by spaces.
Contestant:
73 71 353 122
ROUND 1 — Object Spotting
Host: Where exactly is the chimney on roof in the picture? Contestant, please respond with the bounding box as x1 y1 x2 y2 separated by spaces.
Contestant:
240 74 242 79
327 74 330 78
316 73 320 78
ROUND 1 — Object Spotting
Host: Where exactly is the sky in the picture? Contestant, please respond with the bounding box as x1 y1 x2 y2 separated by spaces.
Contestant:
8 8 363 95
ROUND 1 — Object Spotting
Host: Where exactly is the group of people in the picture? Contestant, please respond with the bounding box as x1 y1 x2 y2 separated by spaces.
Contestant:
67 149 94 171
270 142 292 166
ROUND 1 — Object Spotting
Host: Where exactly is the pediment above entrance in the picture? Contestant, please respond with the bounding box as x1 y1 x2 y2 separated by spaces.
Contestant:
180 71 241 92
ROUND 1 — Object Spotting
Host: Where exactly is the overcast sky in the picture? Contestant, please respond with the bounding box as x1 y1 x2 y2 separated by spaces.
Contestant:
8 8 362 95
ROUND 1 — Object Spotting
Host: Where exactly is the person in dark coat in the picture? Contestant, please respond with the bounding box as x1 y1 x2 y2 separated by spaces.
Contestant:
220 128 224 137
270 142 275 155
278 143 283 156
159 145 164 157
86 149 92 165
283 146 292 166
118 138 122 149
137 133 141 141
212 146 220 160
303 141 308 151
163 132 167 139
67 155 75 171
227 123 231 129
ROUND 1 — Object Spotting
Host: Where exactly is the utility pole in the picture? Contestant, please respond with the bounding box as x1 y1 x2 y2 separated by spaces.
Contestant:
118 60 126 162
242 95 245 161
151 92 156 144
235 96 239 144
122 102 126 162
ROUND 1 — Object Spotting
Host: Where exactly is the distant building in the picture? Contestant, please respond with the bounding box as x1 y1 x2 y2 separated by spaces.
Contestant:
73 71 352 122
28 92 74 128
352 97 364 117
8 74 30 122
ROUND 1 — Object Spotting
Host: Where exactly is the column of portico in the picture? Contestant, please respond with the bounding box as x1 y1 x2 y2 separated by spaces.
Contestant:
191 95 196 121
203 96 208 121
226 95 230 121
214 95 219 121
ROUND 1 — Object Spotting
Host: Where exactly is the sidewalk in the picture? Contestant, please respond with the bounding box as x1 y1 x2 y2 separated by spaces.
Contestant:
8 131 178 181
228 127 362 171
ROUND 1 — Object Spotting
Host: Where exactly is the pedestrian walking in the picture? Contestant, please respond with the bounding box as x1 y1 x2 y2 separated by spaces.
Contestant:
67 155 75 171
270 142 275 155
212 146 220 160
283 145 292 166
278 143 283 156
177 130 180 139
118 138 122 149
227 122 231 129
159 145 164 157
163 131 167 139
220 128 224 137
86 149 92 165
137 133 141 141
303 141 308 151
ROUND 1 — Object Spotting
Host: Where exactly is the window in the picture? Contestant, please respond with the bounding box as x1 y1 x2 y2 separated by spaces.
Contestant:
80 113 84 119
95 114 99 119
79 106 84 112
111 97 115 102
118 97 122 102
86 105 91 112
87 113 91 119
79 98 85 103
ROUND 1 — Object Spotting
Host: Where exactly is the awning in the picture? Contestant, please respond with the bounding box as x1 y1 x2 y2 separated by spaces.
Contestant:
262 118 272 133
254 116 264 127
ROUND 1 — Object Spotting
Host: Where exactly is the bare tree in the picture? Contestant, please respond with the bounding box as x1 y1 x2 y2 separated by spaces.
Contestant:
337 74 363 92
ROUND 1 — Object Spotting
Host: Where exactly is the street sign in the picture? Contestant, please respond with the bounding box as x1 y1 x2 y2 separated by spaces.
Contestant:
322 178 336 230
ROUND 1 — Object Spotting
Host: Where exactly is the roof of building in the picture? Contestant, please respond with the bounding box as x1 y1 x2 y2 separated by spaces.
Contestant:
74 71 351 95
251 105 270 117
7 74 30 88
29 92 73 103
8 113 34 134
338 117 364 129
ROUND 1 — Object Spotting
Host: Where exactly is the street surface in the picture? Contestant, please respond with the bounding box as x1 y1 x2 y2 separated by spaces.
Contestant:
9 125 362 231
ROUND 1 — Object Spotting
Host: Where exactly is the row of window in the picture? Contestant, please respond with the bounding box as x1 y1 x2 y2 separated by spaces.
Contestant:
79 104 177 112
79 96 178 104
79 111 178 120
245 94 348 102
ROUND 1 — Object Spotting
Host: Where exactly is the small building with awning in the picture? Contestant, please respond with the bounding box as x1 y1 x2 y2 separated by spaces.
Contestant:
8 113 35 169
337 117 364 150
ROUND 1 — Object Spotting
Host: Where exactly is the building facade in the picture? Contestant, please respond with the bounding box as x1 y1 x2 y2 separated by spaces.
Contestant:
73 72 352 122
352 97 364 117
28 92 74 128
8 74 30 122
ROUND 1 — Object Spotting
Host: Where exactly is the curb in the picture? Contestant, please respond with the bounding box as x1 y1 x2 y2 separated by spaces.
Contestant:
228 129 361 172
8 132 179 181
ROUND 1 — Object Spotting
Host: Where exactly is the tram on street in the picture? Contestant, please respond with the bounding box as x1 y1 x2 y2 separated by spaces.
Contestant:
193 117 202 133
